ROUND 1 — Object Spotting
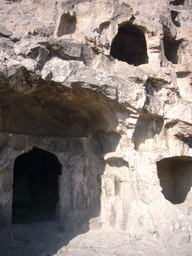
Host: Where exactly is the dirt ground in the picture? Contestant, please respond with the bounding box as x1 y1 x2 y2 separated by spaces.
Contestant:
0 220 63 256
0 219 192 256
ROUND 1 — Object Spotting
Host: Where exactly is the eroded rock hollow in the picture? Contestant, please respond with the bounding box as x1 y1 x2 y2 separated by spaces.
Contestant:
0 0 192 253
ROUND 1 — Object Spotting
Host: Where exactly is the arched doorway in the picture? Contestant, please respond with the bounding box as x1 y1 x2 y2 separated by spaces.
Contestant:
12 147 61 224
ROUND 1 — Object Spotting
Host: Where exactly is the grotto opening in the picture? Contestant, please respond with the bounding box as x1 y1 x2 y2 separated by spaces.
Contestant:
169 0 185 5
12 147 61 224
163 34 182 64
110 22 148 66
1 0 192 252
157 157 192 204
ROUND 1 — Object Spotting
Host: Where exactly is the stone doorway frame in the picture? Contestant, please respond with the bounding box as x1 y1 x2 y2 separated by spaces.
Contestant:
12 146 62 224
0 133 67 228
0 132 100 236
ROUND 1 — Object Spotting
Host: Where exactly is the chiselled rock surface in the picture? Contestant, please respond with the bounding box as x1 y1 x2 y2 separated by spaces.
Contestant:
0 0 192 255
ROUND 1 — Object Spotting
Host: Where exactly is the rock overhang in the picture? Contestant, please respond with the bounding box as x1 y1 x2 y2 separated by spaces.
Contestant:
0 0 192 250
0 68 126 137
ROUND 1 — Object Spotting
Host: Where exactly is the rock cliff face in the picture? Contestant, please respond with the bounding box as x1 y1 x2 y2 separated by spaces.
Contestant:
0 0 192 248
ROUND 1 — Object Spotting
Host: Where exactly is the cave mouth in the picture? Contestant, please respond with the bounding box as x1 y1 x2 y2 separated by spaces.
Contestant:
157 157 192 204
110 22 148 66
12 147 61 224
163 35 182 64
170 0 185 5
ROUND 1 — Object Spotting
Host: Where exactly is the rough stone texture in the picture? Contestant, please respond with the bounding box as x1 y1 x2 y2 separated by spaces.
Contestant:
0 0 192 255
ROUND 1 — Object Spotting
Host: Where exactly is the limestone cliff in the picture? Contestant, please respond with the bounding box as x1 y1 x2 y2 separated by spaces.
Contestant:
0 0 192 251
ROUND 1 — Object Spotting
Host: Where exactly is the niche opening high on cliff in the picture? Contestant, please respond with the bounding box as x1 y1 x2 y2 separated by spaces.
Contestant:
110 23 148 66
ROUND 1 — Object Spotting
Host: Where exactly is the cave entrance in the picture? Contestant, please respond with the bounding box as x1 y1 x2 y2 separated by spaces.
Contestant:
163 35 182 64
157 157 192 204
110 23 148 66
170 0 185 5
12 147 61 224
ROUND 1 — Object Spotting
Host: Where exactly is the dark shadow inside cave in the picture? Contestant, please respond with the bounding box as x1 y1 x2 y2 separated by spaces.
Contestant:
12 147 61 224
110 22 148 66
163 34 182 64
171 10 181 27
170 0 185 5
157 157 192 204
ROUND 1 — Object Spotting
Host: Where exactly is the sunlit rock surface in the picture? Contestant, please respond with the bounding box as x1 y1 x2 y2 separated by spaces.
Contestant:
0 0 192 254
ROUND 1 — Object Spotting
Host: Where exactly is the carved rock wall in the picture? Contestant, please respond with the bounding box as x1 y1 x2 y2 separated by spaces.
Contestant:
0 0 192 247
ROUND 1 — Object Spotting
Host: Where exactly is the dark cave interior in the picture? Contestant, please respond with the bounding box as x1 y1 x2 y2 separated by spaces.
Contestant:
12 147 61 224
170 0 185 5
163 35 182 64
110 22 148 66
157 157 192 204
171 10 180 27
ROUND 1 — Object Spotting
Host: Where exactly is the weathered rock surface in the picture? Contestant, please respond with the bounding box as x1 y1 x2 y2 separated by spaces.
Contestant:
0 0 192 255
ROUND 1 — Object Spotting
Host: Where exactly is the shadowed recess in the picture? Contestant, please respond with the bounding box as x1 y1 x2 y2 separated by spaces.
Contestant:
110 23 148 66
171 10 180 27
170 0 185 5
57 13 76 37
163 35 182 64
0 73 122 137
12 147 61 224
157 157 192 204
